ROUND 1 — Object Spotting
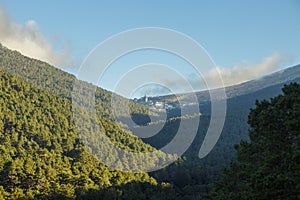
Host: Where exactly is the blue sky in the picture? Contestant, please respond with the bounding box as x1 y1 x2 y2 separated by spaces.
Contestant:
0 0 300 97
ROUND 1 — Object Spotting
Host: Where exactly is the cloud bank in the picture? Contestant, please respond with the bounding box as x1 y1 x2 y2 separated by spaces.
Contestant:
205 52 291 87
0 5 71 67
141 53 292 97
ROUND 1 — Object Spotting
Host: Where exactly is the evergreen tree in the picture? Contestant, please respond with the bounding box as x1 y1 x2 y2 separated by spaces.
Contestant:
211 83 300 199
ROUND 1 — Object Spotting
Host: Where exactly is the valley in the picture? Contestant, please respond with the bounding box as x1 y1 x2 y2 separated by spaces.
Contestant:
0 44 299 199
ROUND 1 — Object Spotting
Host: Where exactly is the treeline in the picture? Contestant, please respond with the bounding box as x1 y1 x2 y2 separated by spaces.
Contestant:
0 43 152 120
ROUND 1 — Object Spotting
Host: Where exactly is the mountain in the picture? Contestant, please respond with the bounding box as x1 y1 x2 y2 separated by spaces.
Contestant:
222 64 300 98
210 83 300 199
1 42 299 199
0 44 179 199
148 64 300 104
134 64 300 152
131 65 300 197
0 44 154 119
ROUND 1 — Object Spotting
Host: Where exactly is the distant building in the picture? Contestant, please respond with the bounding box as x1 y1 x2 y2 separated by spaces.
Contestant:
155 101 164 109
135 95 154 107
165 104 174 109
139 95 148 103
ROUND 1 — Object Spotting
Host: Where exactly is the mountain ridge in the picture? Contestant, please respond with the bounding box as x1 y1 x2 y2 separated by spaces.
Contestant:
1 43 299 199
148 64 300 104
0 43 178 199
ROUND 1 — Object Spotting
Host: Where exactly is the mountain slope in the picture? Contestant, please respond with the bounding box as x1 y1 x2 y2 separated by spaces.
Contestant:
0 43 153 120
1 42 299 199
211 83 300 199
135 65 300 157
133 65 300 197
224 64 300 98
151 64 300 104
0 44 179 199
1 69 174 199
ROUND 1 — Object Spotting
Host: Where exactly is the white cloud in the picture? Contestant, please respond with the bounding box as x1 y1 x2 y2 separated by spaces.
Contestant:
144 53 292 96
0 5 72 67
205 53 291 87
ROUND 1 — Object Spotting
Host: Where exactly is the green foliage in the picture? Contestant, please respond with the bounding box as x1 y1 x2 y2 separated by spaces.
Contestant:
210 83 300 199
0 44 177 199
136 78 300 199
1 43 299 199
0 43 152 120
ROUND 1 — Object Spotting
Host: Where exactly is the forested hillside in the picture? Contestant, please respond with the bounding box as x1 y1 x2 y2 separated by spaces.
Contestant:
0 44 153 120
0 69 181 199
133 68 300 198
0 43 299 199
0 44 180 199
211 83 300 199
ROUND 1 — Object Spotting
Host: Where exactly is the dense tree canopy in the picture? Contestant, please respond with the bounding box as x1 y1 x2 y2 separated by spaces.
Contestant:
0 44 177 199
1 43 299 199
210 83 300 199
